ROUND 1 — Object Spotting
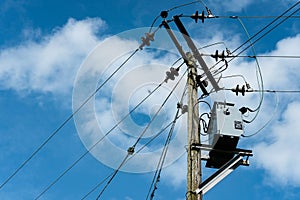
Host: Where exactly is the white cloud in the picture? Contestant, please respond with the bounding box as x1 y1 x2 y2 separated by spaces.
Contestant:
162 154 187 187
254 102 300 186
0 17 105 95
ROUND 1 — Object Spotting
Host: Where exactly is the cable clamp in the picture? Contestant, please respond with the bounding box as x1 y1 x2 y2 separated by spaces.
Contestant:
127 146 135 155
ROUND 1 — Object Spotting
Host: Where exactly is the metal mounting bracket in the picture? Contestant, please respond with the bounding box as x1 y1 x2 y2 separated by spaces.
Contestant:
192 144 253 195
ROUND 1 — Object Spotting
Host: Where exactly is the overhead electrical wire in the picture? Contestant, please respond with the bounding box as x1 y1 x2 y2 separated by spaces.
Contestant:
36 61 186 198
207 1 300 76
131 71 187 148
146 109 180 200
81 113 183 199
34 79 166 199
242 91 279 137
235 17 264 123
80 173 114 200
94 70 188 199
201 54 300 59
35 40 186 198
232 1 300 55
223 88 300 93
146 77 187 200
233 4 300 59
217 15 300 19
0 48 140 191
209 6 300 88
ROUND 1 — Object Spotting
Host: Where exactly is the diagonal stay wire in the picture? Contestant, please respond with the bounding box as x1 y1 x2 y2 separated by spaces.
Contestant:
35 79 165 199
81 113 183 200
81 173 114 200
146 107 181 200
0 48 140 190
94 69 188 199
146 79 186 200
95 154 130 200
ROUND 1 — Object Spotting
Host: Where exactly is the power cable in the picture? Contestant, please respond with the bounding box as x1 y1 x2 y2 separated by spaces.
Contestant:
81 113 183 199
146 109 180 200
225 88 300 93
35 47 187 198
80 173 114 200
95 154 129 200
34 80 164 199
94 70 187 199
0 48 139 190
235 17 264 122
231 1 300 55
202 54 300 59
242 91 279 137
131 70 187 148
146 77 187 200
217 15 300 19
210 1 300 75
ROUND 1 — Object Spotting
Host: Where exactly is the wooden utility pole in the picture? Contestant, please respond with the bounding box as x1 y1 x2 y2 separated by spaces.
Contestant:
186 64 202 200
162 16 206 200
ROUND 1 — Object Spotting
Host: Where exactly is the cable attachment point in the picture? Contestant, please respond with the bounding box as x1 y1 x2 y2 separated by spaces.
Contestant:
205 7 215 18
226 48 231 55
186 52 197 68
177 103 188 114
127 146 135 155
191 10 205 23
139 32 155 50
160 10 168 18
182 105 188 114
165 67 179 83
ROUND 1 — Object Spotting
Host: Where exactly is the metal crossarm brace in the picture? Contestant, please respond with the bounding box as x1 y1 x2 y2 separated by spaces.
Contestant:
195 154 244 195
162 20 189 62
172 16 221 92
191 143 253 158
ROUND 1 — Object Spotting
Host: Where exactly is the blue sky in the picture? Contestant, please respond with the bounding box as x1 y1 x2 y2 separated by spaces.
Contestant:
1 0 300 199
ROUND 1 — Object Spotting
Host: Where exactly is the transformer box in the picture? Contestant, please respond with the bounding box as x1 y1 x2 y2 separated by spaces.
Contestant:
206 102 244 168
